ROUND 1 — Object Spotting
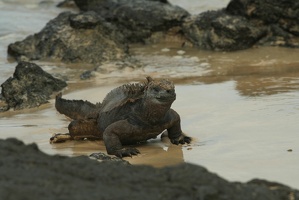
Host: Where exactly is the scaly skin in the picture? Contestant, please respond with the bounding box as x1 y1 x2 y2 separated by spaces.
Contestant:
50 77 191 157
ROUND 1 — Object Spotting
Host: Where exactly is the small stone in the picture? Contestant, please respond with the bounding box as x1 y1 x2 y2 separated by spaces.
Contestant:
161 48 170 52
177 50 185 55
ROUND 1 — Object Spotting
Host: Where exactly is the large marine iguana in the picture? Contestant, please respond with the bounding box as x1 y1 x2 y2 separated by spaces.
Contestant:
50 77 191 157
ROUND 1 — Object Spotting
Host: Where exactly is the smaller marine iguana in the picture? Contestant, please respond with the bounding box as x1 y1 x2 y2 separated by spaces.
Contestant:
51 77 191 157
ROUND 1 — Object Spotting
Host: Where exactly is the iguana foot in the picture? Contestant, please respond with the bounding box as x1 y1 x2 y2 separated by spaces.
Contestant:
50 133 72 143
90 153 131 165
114 148 140 158
170 135 192 145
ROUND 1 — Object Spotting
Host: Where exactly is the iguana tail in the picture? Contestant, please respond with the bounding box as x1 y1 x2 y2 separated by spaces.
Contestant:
55 93 101 120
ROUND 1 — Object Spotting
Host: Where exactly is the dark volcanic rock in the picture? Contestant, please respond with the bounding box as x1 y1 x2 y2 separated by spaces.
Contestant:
69 11 102 29
226 0 299 26
0 62 67 111
8 0 189 64
182 10 267 51
8 11 128 64
7 0 299 61
182 0 299 51
74 0 190 43
227 0 299 47
0 138 298 200
57 0 77 8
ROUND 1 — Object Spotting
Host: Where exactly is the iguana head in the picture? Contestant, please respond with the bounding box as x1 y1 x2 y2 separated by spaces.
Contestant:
144 76 176 104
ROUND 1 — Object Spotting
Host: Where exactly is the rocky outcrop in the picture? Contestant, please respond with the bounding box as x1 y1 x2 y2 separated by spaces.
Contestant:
8 11 129 64
226 0 299 47
182 10 267 51
8 0 189 64
182 0 299 51
73 0 190 43
7 0 299 63
0 138 298 200
0 62 67 112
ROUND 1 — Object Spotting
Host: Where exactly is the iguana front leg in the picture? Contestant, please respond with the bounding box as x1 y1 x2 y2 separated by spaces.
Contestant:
103 120 140 158
167 110 192 145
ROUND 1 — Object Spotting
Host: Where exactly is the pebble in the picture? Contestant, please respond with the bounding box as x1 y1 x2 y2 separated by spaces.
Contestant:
177 50 185 55
161 48 170 52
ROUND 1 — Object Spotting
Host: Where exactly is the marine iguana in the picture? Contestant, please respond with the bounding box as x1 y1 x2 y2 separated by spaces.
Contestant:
50 77 191 157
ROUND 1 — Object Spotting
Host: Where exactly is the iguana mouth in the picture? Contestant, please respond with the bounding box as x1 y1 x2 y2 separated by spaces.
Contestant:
156 95 176 102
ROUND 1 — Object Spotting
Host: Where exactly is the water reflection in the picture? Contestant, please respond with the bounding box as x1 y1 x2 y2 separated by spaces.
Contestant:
131 44 299 97
235 75 299 96
201 62 299 96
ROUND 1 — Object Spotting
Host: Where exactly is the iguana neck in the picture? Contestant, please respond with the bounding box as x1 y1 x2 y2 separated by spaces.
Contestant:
139 99 172 124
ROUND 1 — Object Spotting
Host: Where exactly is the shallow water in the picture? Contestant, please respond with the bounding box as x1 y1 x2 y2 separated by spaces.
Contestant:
0 0 299 189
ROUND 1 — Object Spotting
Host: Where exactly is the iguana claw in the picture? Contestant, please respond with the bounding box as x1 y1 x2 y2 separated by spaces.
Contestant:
171 136 192 145
115 148 140 158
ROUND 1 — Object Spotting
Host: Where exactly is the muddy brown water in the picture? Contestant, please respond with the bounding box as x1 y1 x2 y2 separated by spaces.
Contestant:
0 0 299 189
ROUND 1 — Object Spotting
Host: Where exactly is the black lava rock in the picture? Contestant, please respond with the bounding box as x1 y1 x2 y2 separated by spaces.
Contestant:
8 12 129 64
74 0 190 43
0 62 67 111
0 137 298 200
182 0 299 51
